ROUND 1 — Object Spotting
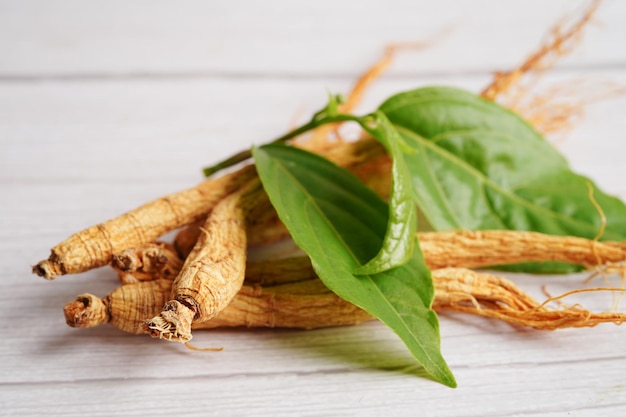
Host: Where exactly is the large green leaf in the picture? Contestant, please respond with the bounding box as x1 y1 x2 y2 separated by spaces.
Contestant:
379 87 626 242
253 144 456 388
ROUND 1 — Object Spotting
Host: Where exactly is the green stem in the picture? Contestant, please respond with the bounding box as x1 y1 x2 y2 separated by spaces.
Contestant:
203 114 359 177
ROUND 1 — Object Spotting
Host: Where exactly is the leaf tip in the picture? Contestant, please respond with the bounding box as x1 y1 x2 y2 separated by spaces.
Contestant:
442 373 458 388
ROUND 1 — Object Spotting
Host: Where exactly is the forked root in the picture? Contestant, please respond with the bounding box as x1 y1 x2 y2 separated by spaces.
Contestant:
433 268 626 330
112 242 183 284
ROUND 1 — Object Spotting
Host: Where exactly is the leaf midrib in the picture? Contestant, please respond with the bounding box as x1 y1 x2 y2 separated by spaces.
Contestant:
269 155 447 380
395 124 602 235
428 128 567 171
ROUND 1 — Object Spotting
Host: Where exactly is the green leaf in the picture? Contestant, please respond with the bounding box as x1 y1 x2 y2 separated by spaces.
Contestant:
379 86 626 243
253 144 456 388
353 112 416 275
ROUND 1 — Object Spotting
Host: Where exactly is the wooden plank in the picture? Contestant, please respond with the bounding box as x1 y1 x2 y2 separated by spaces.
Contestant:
2 347 625 416
1 0 625 76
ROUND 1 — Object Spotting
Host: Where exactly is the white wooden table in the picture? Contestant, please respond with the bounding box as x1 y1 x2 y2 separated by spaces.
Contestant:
1 1 625 415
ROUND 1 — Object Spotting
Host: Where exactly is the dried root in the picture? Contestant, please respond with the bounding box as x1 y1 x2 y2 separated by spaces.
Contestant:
433 268 625 330
144 179 268 343
419 230 625 270
64 294 110 329
65 278 371 334
33 165 256 280
64 280 171 334
64 266 625 335
173 221 203 260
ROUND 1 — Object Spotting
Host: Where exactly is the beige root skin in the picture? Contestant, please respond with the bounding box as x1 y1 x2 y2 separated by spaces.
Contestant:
63 294 109 328
64 280 171 334
117 236 317 287
173 221 203 260
432 268 625 330
145 179 268 343
419 230 626 270
65 279 371 335
64 268 625 335
245 257 317 286
197 280 371 330
33 165 256 280
174 214 290 260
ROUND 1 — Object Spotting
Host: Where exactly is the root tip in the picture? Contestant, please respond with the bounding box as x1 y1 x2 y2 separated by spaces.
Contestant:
143 300 194 343
63 294 109 328
111 250 139 272
32 260 57 280
143 316 193 343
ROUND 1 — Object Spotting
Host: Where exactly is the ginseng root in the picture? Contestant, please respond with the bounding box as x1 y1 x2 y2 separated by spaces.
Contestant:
418 230 626 270
33 165 257 280
61 279 317 332
64 278 371 333
128 230 626 286
64 268 625 335
144 179 268 343
64 280 171 334
432 268 625 330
